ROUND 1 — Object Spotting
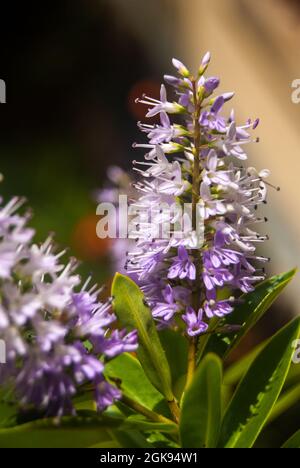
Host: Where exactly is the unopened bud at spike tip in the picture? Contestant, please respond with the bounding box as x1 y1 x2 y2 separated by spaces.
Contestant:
198 51 211 76
172 58 190 78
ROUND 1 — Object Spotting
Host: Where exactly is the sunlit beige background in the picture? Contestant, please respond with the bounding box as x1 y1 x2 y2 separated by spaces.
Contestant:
112 0 300 309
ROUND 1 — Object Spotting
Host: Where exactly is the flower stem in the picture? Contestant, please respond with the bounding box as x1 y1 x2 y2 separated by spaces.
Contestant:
186 337 197 388
122 394 176 427
167 398 181 424
186 79 203 386
191 80 202 233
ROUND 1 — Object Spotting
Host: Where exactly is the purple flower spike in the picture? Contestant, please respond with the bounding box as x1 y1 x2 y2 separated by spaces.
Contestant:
127 53 269 338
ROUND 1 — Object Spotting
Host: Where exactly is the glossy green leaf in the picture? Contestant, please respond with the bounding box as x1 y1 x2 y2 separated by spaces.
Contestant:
159 329 189 399
147 431 180 448
111 429 152 448
285 360 300 388
90 440 121 448
104 353 170 417
219 317 300 448
202 270 296 361
159 329 188 386
180 353 222 448
122 415 177 433
0 402 16 429
112 273 173 401
282 429 300 448
224 341 265 386
0 414 121 448
268 383 300 425
0 386 16 429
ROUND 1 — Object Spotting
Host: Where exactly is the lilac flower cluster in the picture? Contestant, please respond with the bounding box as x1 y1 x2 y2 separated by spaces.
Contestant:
126 53 271 337
0 196 137 417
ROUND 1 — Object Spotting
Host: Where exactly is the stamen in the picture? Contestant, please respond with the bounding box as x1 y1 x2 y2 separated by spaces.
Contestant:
263 180 281 192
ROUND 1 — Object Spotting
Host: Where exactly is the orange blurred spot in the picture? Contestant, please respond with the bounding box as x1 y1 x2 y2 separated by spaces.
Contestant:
72 214 112 261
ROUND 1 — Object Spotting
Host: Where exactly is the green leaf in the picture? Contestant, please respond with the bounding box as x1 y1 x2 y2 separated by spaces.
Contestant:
180 353 222 448
285 360 300 388
111 429 152 448
282 429 300 448
90 440 120 448
159 329 188 384
122 415 177 433
104 353 170 417
159 329 188 396
147 431 180 448
112 273 173 401
202 270 296 361
0 414 121 448
219 317 300 448
223 340 266 386
0 402 16 429
0 386 16 428
268 383 300 425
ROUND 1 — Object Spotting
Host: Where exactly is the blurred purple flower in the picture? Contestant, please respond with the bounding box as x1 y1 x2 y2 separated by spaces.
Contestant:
0 195 138 417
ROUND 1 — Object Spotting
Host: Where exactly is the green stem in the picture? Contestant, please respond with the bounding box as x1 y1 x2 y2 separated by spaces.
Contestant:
191 80 202 234
167 398 181 424
109 375 180 425
186 338 197 388
186 79 203 386
122 394 176 426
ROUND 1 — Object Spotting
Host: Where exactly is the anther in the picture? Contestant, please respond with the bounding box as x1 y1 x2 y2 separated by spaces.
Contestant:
263 180 281 192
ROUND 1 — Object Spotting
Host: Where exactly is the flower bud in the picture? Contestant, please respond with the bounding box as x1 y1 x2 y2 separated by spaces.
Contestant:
198 51 211 75
203 77 220 96
172 58 191 78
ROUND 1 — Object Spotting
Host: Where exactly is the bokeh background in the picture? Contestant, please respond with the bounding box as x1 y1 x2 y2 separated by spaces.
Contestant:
1 0 300 289
1 0 300 447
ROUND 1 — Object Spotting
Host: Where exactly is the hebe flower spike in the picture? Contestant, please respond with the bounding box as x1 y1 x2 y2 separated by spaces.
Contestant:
126 52 273 337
